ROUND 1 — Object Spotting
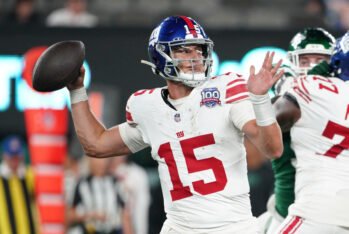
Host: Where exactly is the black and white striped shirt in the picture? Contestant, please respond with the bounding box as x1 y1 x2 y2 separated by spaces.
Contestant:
72 174 125 233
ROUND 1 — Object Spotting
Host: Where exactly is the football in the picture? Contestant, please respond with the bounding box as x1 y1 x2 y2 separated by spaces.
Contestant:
32 40 85 92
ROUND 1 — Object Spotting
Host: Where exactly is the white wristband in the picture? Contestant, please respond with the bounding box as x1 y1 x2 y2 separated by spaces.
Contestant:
249 92 276 126
69 87 88 104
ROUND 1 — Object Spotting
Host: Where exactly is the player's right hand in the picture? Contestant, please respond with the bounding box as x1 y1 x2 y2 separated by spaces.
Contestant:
67 66 85 91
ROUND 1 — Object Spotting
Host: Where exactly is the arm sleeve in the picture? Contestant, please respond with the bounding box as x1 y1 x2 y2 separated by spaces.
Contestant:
119 122 149 153
229 99 256 131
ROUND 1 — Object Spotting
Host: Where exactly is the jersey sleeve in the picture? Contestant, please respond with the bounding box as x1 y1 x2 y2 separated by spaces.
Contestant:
286 76 313 104
120 93 149 153
223 73 255 130
119 122 148 153
125 94 138 126
229 99 256 131
224 74 250 104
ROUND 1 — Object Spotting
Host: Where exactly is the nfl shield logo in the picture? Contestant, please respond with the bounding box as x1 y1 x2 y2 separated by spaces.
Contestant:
200 87 221 108
174 113 181 122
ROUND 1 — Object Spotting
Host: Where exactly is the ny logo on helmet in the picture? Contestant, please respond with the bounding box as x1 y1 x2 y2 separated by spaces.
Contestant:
149 26 161 47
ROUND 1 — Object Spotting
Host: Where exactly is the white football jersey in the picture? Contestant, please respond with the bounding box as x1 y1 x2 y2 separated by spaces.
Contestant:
287 75 349 227
123 73 256 230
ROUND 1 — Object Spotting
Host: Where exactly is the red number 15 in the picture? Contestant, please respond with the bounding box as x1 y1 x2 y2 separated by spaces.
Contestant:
158 134 228 201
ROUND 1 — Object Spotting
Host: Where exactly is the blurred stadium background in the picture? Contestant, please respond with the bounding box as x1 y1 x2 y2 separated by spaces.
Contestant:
0 0 347 234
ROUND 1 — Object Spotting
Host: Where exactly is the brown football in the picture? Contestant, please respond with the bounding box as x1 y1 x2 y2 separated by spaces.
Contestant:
33 40 85 92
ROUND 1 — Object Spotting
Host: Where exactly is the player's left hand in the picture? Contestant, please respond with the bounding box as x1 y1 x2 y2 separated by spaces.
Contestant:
247 51 284 95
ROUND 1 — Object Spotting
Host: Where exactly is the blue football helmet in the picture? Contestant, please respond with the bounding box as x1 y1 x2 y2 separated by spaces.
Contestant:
330 31 349 81
142 16 214 87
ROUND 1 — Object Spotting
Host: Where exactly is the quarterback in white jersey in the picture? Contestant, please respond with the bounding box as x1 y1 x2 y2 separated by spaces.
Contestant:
66 16 283 234
124 73 258 231
274 32 349 233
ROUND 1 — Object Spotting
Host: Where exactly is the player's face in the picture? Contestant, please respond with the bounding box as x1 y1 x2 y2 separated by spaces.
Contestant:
299 54 330 68
4 155 23 172
171 45 206 74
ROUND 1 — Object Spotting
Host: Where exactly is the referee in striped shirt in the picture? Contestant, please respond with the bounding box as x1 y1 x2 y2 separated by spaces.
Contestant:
0 135 37 234
67 157 133 234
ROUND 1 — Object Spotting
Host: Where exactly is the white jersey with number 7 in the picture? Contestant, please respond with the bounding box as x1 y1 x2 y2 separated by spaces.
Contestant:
287 75 349 227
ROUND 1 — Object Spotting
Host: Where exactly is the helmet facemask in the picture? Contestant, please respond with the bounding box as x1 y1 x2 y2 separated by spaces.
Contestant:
156 39 214 87
288 47 332 75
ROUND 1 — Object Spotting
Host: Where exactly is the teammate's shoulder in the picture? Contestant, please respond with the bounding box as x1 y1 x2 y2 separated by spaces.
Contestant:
291 75 342 103
301 74 340 89
211 72 250 104
290 75 315 103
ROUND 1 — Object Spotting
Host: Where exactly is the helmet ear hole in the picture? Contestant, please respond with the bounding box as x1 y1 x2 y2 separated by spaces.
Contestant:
156 44 165 52
164 67 172 74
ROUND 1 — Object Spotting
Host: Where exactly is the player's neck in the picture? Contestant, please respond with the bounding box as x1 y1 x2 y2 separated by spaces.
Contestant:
167 80 193 99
